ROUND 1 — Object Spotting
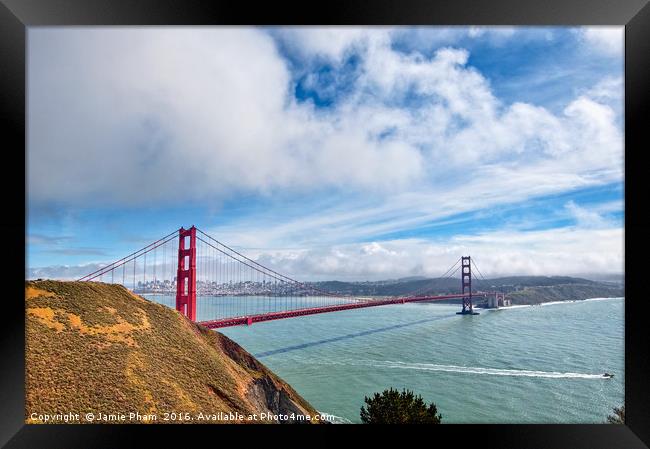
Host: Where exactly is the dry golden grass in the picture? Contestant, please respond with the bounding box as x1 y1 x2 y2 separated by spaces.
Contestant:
25 280 321 424
25 286 57 300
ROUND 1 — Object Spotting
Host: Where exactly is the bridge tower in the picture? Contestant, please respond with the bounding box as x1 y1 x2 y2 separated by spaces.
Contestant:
457 256 479 315
176 226 197 321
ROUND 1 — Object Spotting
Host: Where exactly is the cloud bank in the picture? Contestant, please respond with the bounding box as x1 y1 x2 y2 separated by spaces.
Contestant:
27 27 624 280
29 27 622 207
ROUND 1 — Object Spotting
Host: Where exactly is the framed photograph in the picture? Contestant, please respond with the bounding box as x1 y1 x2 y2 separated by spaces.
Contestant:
3 0 648 447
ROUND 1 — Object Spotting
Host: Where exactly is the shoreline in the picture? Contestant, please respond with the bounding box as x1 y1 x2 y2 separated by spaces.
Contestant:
475 296 624 311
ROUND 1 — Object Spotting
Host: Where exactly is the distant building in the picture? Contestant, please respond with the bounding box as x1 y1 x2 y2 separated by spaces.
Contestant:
486 293 511 308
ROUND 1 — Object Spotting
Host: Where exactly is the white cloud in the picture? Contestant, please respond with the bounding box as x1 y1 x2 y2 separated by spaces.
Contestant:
273 27 374 61
28 28 623 209
579 27 624 57
27 28 624 281
564 201 609 228
467 26 517 41
27 263 106 280
28 28 430 206
239 224 624 281
31 223 623 281
584 76 623 102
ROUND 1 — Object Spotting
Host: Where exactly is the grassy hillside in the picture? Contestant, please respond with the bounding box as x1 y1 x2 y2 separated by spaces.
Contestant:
25 280 322 424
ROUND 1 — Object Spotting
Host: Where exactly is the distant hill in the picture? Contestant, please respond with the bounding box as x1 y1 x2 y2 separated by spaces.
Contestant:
25 280 322 424
314 277 458 296
503 284 624 305
313 275 623 304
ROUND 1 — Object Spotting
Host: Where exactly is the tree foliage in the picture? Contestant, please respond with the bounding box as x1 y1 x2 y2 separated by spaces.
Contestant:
606 405 625 424
360 388 442 424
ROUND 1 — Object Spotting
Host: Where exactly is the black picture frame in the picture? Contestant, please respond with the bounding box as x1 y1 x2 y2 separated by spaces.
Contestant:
2 0 648 447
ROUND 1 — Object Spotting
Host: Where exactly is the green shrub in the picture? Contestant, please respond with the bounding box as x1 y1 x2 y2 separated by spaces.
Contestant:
606 405 624 424
360 388 442 424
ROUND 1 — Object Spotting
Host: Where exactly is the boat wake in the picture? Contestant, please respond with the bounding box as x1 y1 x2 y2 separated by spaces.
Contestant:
317 411 353 424
316 359 608 379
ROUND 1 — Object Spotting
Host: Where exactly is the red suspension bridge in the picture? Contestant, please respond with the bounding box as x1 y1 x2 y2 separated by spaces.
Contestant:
78 226 505 328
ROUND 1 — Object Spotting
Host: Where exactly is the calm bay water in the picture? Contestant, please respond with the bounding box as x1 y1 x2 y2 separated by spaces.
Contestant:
146 295 624 424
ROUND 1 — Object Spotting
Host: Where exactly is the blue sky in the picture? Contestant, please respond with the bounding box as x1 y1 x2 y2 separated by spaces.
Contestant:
27 26 624 281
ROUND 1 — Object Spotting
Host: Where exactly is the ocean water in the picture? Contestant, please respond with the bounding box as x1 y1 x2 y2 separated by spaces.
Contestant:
147 295 625 424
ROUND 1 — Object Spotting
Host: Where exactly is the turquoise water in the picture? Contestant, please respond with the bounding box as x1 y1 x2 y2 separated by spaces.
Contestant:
147 295 625 424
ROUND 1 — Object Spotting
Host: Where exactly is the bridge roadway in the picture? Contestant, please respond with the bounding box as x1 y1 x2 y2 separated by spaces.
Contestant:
198 292 492 329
